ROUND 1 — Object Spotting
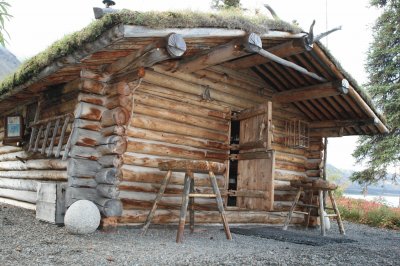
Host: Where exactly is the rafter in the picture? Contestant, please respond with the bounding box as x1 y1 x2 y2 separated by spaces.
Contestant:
309 118 379 129
272 79 349 103
176 33 262 73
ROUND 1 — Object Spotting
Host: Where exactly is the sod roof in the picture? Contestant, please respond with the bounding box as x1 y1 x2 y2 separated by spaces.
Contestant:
0 10 385 124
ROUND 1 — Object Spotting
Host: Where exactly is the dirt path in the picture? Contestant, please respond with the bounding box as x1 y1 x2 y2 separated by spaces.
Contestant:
0 203 399 265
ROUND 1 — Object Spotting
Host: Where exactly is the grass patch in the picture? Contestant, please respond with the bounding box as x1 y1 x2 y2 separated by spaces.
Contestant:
335 197 400 230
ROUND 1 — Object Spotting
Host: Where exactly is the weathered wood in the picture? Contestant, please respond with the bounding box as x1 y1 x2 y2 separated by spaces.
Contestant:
176 33 261 73
98 155 123 168
96 135 127 155
121 166 224 187
73 119 102 131
0 188 37 203
130 115 228 143
41 122 52 155
101 125 125 136
36 182 66 224
28 100 42 152
47 118 61 157
158 160 226 174
223 38 309 69
55 116 71 158
81 78 107 95
33 125 44 153
272 80 349 103
143 70 253 109
0 170 67 180
126 140 228 161
95 168 122 185
95 198 123 217
68 176 97 188
97 184 120 199
0 178 38 191
101 107 129 127
309 118 378 129
108 209 303 224
78 93 120 110
69 145 102 160
67 158 102 178
0 197 36 210
74 102 107 121
80 69 111 83
132 104 229 132
0 159 67 170
70 128 126 147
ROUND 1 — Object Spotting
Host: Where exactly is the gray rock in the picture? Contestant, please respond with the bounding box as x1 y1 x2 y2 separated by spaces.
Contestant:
64 200 100 234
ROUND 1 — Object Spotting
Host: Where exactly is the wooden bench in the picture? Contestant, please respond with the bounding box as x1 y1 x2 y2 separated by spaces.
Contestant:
283 178 345 236
141 160 232 243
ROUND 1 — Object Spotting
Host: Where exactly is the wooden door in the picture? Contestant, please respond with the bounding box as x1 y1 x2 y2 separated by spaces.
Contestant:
234 102 274 211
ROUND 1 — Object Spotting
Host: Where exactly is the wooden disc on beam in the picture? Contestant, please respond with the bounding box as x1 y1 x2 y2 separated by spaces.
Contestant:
244 33 262 53
166 33 187 58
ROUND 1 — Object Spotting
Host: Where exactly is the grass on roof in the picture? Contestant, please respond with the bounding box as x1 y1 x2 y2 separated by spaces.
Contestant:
0 10 301 95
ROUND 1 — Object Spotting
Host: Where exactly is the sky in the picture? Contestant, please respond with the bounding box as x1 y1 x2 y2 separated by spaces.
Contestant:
3 0 381 170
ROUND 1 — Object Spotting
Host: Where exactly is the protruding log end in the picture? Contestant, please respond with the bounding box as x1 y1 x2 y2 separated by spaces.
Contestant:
244 33 262 53
336 79 349 94
166 33 187 58
98 135 127 155
101 107 129 127
95 168 122 185
96 198 123 217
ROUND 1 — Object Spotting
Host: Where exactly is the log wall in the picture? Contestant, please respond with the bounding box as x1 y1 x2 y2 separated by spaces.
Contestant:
109 64 317 225
0 81 77 208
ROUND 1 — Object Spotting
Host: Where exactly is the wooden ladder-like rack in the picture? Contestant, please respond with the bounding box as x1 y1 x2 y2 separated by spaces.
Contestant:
27 113 74 160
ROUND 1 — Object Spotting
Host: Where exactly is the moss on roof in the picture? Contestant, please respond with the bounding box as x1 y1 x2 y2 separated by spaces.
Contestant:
0 10 301 95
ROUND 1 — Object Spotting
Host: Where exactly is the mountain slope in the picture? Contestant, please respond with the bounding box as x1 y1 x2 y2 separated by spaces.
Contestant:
0 46 20 80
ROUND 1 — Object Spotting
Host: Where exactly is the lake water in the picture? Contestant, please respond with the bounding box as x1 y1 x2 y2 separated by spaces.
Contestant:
344 193 400 208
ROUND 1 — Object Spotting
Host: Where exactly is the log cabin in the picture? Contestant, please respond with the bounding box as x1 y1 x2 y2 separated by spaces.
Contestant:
0 11 388 226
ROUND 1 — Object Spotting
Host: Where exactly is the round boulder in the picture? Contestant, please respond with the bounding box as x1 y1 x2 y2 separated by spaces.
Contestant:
64 200 100 234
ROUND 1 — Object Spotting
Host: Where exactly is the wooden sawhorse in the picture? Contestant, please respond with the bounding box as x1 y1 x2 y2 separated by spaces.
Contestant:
141 160 232 243
283 178 345 236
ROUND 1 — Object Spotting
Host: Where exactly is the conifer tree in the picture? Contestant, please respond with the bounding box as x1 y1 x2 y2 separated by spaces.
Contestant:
352 0 400 184
0 1 11 46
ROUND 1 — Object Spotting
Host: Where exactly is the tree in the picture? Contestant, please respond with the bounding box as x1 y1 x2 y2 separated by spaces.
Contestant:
0 1 11 46
211 0 241 10
351 0 400 185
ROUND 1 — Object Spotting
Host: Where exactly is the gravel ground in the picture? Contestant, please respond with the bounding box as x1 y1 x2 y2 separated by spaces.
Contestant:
0 203 399 266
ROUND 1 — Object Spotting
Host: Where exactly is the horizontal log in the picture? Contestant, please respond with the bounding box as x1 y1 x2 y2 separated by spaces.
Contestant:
272 80 349 103
80 69 111 83
68 176 97 188
0 197 36 210
119 191 216 210
70 128 126 147
274 169 306 181
121 166 225 187
274 180 296 191
132 104 229 132
126 127 229 151
275 151 306 165
0 170 67 181
143 70 253 109
131 92 229 121
81 78 107 95
95 198 123 217
118 181 214 194
126 140 228 161
153 65 264 104
131 115 228 143
110 209 303 224
122 153 166 168
0 188 37 203
0 178 38 191
69 145 102 160
0 146 23 155
67 158 102 178
0 159 67 171
137 82 230 113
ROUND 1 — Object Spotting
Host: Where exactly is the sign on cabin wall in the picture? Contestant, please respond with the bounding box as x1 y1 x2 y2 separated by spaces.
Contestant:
3 115 24 145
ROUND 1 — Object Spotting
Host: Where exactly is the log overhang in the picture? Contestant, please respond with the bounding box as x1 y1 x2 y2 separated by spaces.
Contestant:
0 24 388 137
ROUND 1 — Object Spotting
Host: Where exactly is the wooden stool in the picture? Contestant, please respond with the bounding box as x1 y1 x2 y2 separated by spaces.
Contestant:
282 178 345 236
141 160 232 243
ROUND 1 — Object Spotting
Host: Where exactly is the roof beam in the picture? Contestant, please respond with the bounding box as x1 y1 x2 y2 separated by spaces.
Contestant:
105 33 186 75
309 118 379 129
175 33 262 73
272 79 349 103
223 37 310 69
